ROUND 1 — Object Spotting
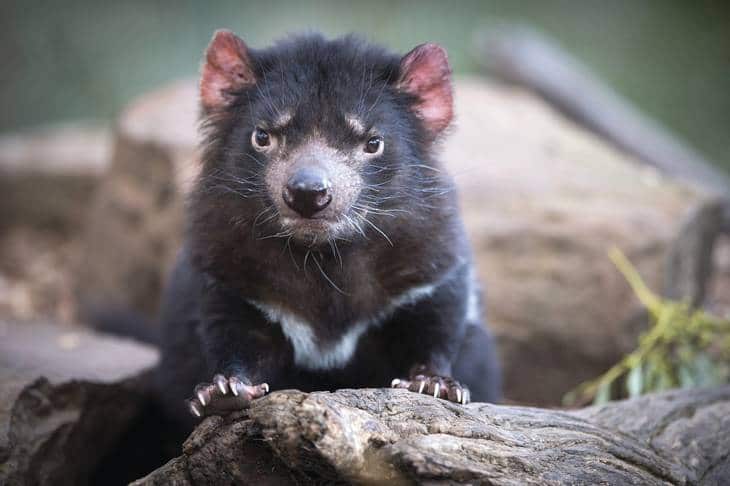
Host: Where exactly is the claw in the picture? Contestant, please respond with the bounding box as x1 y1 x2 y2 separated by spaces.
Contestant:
397 371 468 405
215 375 228 394
197 391 207 406
190 402 202 418
262 383 270 394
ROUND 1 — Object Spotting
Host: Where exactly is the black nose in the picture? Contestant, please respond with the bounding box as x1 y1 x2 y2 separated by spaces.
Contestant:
282 168 332 218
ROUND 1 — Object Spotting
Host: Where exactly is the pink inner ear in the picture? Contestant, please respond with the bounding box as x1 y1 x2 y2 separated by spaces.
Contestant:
200 30 255 111
398 44 454 135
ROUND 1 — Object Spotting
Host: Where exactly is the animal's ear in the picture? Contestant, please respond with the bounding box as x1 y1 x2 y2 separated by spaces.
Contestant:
200 30 256 112
397 43 453 136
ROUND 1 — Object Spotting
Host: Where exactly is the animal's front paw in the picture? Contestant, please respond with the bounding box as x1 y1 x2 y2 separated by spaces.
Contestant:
391 374 470 404
188 374 269 418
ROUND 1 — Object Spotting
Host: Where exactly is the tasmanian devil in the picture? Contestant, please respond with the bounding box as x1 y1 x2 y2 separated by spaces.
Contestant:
155 30 501 424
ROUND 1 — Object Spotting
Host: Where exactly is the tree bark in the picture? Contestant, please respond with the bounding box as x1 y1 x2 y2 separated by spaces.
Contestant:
134 386 730 485
0 320 159 486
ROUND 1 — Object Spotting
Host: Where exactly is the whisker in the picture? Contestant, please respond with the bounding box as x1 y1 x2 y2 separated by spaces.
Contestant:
311 252 349 296
303 249 312 272
284 235 299 271
328 238 343 269
258 230 293 240
356 212 393 246
343 214 367 239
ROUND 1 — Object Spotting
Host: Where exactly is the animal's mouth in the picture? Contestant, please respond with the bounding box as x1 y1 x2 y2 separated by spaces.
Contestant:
279 214 344 243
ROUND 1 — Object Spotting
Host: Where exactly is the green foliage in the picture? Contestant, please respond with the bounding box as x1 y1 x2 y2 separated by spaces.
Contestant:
563 248 730 407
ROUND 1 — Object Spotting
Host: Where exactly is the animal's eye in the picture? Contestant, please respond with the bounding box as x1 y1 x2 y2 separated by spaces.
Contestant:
252 128 271 149
364 136 383 154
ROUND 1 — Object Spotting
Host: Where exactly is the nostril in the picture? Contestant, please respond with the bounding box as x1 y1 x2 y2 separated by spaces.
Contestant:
313 188 332 210
282 186 295 206
283 171 332 218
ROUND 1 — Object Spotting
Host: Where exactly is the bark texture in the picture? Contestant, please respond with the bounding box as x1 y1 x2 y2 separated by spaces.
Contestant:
0 320 159 486
134 386 730 485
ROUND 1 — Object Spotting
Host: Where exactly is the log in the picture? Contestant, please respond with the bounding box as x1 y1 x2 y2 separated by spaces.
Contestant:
133 386 730 485
73 77 727 405
73 80 200 320
0 121 111 233
0 122 111 324
664 198 729 306
444 78 712 404
475 26 730 318
707 235 730 318
475 26 730 198
0 320 159 486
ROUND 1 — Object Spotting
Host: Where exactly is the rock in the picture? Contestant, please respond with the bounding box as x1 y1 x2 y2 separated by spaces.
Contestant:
132 386 730 485
0 320 159 486
0 121 111 233
73 77 714 405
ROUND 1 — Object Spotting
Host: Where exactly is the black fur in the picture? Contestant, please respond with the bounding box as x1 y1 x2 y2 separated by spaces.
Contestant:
157 33 500 426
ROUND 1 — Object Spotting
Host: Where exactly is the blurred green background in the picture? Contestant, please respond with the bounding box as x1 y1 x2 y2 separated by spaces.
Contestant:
1 0 728 172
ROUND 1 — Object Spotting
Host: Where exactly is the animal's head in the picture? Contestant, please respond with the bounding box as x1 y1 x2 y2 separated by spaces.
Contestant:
195 30 454 248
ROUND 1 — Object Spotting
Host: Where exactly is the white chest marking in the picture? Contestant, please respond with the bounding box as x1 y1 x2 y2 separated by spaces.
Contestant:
250 283 436 371
465 267 482 323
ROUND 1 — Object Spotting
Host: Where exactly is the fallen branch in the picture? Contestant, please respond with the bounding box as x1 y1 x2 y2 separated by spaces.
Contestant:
475 25 730 198
134 386 730 484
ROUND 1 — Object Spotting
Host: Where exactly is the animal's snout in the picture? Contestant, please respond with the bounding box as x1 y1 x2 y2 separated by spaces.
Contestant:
282 167 332 218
